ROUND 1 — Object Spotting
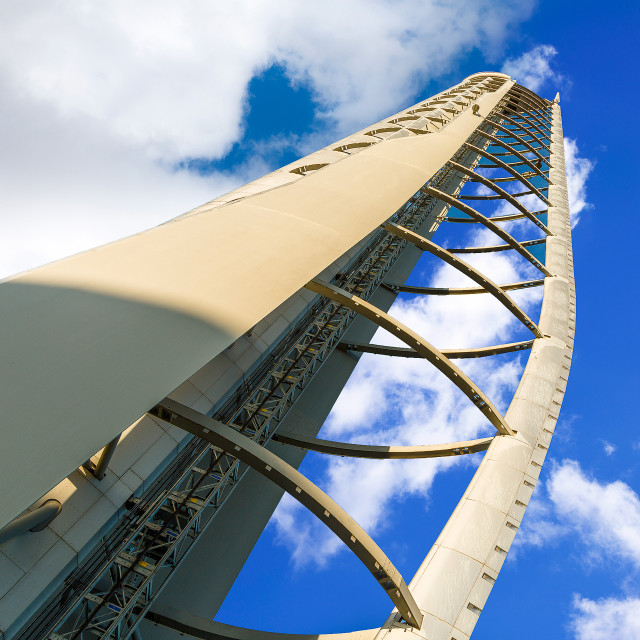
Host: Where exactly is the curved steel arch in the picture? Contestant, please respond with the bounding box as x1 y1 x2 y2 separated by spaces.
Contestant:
464 142 551 205
152 398 424 629
504 111 551 133
384 222 543 335
509 84 549 113
449 161 551 233
482 119 549 163
507 109 552 136
305 278 515 436
512 83 549 110
422 187 551 276
492 113 551 151
471 129 550 181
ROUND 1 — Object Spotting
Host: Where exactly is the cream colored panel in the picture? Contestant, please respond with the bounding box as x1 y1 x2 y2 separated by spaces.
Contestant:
0 79 512 529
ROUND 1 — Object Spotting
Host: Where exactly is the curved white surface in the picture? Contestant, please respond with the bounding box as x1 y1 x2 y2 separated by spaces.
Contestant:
0 76 512 530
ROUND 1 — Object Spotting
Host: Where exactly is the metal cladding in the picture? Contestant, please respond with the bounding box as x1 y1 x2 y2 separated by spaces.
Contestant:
0 72 575 640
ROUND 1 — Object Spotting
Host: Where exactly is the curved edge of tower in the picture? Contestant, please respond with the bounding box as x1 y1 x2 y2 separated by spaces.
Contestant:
0 72 575 640
370 100 574 640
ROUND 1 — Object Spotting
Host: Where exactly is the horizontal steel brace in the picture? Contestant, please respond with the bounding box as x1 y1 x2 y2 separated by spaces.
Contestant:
446 208 546 223
446 238 545 254
383 280 544 295
272 431 494 459
339 339 534 359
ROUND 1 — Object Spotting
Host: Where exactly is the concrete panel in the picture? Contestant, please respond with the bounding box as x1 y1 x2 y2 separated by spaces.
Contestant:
409 547 481 625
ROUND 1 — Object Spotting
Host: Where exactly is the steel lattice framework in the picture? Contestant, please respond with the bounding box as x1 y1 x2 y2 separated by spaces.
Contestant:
3 73 574 640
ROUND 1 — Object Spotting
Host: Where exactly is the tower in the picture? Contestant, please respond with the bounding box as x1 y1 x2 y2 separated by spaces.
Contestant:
0 72 574 640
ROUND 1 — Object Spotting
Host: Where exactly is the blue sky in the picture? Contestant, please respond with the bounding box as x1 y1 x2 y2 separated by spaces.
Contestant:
1 0 639 638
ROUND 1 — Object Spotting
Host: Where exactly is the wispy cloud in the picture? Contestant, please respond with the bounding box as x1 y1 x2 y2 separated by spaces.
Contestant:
564 138 595 227
516 459 640 569
602 441 616 456
501 44 562 93
571 595 640 640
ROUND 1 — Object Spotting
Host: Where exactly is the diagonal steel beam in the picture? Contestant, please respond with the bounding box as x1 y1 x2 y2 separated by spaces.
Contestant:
421 188 551 276
511 83 549 112
306 278 515 436
449 161 551 234
464 143 551 205
152 397 424 629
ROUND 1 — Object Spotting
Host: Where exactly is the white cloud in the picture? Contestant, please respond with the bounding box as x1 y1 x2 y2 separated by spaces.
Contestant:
501 44 560 93
602 441 616 456
517 459 640 569
571 595 640 640
549 460 640 568
564 138 595 227
0 0 536 279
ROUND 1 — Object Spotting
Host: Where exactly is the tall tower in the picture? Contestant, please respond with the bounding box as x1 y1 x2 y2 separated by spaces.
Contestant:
0 72 574 640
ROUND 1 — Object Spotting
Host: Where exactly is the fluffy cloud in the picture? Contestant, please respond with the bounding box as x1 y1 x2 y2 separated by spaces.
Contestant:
564 138 595 227
1 0 537 279
549 460 640 567
571 596 640 640
517 459 640 569
501 44 561 93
